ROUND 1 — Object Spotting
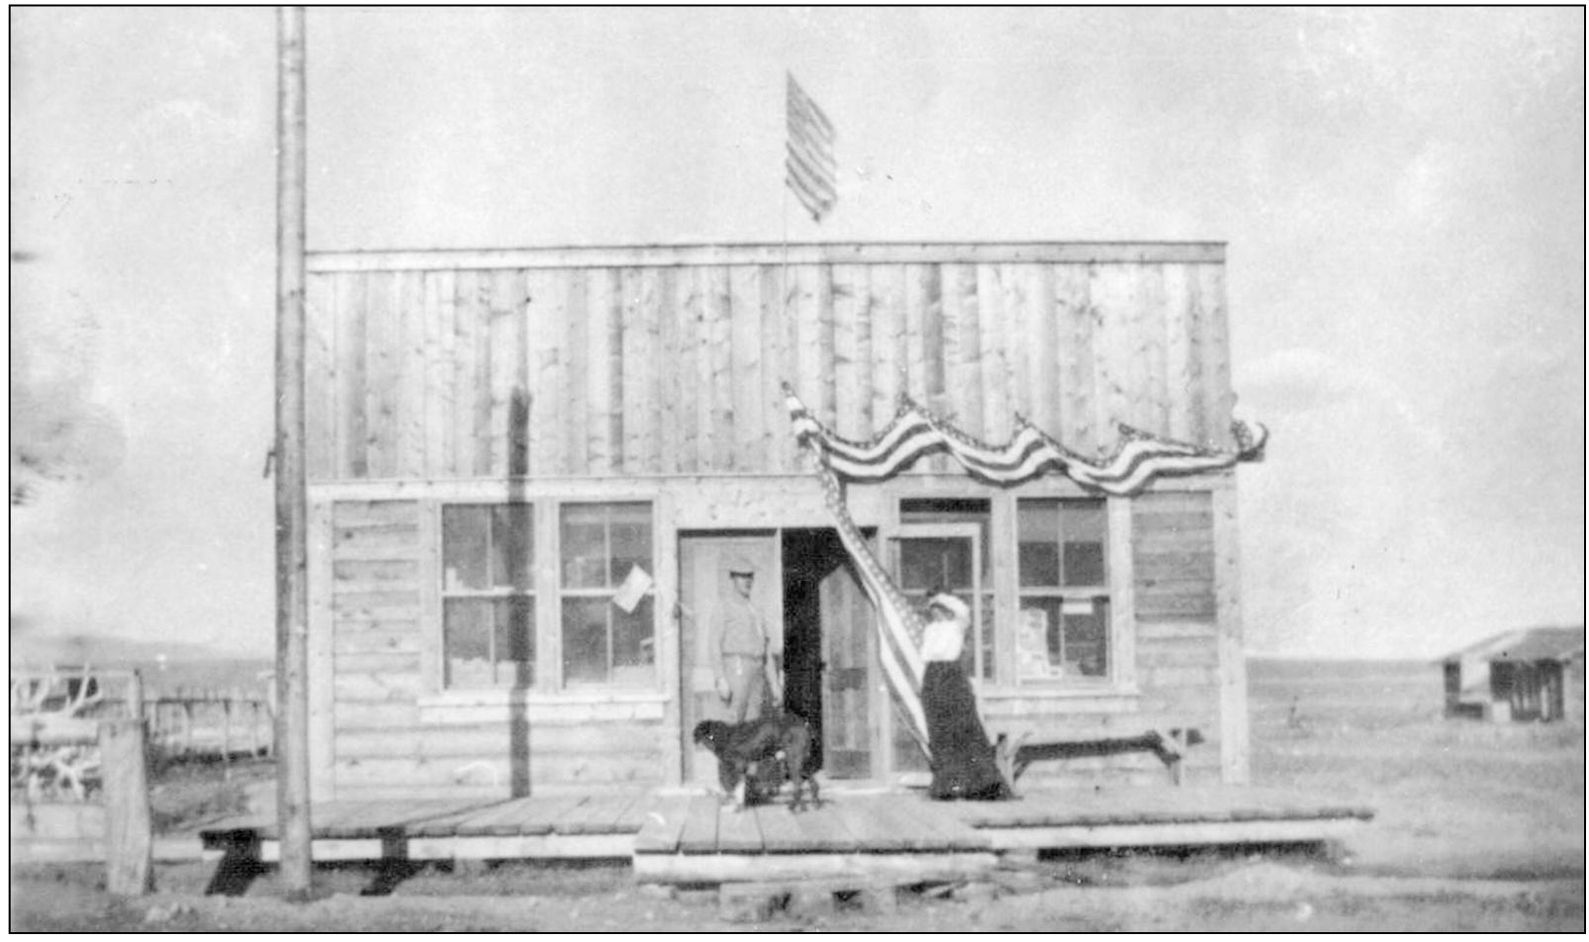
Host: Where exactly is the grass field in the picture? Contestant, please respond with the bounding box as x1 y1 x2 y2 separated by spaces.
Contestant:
10 657 1585 931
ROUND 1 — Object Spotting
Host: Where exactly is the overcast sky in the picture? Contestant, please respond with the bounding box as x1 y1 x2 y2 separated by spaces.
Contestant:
10 8 1584 659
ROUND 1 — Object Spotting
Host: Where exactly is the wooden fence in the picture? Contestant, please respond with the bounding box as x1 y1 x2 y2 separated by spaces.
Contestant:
11 668 150 884
143 688 274 763
11 665 273 884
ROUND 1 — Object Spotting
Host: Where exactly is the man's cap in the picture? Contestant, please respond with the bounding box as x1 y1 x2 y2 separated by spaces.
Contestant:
726 555 756 576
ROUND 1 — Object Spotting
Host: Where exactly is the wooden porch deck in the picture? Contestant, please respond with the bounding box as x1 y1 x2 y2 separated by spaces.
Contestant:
199 785 1373 883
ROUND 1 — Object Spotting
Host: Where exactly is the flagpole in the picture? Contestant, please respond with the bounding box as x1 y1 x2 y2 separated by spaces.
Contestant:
780 74 791 339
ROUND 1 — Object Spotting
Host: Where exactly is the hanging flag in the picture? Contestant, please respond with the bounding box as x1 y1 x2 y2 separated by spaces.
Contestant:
812 450 932 756
785 72 837 222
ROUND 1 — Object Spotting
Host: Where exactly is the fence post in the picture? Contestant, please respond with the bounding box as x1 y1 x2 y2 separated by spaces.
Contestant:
100 718 153 896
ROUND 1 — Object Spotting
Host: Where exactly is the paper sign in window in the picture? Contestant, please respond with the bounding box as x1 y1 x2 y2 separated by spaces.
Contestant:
1061 597 1095 616
611 564 654 614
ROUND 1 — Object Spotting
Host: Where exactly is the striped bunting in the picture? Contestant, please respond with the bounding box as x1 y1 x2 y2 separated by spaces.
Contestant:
785 73 837 222
784 386 1267 496
783 383 1267 762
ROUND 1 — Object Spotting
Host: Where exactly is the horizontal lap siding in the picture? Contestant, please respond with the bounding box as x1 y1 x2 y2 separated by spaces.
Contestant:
304 251 1231 481
332 719 666 797
330 501 425 758
327 499 665 801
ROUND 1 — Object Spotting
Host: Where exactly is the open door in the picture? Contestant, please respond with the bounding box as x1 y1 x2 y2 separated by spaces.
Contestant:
818 549 877 778
677 532 780 786
782 528 877 780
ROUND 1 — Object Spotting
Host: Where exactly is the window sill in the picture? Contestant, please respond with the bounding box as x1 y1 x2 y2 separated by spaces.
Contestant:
977 683 1141 701
419 688 668 708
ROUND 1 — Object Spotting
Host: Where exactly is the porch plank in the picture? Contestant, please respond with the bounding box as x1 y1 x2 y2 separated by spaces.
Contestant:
783 798 861 852
439 798 544 837
405 799 519 839
322 800 446 838
868 795 989 852
749 803 808 853
715 804 764 854
827 797 911 852
492 794 589 836
557 792 645 836
941 786 1375 831
632 793 695 853
676 795 724 854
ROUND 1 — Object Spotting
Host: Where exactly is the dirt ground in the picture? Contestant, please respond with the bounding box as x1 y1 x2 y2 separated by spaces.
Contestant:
10 660 1586 932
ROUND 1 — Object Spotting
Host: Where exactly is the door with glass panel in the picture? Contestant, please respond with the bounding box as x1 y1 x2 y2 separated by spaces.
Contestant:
890 523 987 775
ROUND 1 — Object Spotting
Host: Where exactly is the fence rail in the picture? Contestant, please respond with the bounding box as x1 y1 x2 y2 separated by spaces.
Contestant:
143 690 274 761
11 667 275 805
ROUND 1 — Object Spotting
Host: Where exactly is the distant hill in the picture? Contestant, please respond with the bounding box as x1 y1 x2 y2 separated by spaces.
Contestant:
10 630 272 697
9 630 250 667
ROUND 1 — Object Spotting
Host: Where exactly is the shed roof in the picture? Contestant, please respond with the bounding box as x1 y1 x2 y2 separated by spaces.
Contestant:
1442 626 1586 664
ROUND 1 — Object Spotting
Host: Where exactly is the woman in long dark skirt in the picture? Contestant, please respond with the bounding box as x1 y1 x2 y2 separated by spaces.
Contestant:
921 593 1012 801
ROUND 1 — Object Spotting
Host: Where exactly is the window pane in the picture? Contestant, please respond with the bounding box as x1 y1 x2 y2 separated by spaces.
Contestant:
1060 502 1107 587
608 503 652 586
444 598 494 687
1062 599 1110 677
442 506 491 591
900 499 991 578
1016 596 1109 682
898 538 972 593
493 596 536 686
1015 599 1064 681
561 597 609 684
1018 500 1060 587
489 505 534 591
976 593 995 682
610 596 655 687
561 506 608 588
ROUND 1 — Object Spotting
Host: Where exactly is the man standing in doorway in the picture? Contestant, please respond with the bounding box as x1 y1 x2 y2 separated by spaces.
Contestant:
712 556 781 722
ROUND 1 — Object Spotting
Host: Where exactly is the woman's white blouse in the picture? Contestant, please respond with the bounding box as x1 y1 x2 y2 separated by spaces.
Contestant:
919 618 965 663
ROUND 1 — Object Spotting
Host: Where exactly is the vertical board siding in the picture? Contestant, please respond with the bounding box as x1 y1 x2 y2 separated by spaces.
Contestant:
728 266 766 469
707 265 734 470
306 253 1232 480
304 270 336 481
524 268 564 477
1199 264 1235 451
830 263 865 440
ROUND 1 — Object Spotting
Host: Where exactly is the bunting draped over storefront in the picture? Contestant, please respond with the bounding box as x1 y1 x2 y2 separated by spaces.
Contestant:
782 383 1268 757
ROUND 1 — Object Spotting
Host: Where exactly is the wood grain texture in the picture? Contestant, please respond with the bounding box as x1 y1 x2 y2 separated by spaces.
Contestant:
304 247 1237 481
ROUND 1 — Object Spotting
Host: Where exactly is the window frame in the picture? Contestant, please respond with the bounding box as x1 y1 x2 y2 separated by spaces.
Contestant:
891 522 994 686
556 500 659 690
426 494 661 697
1014 496 1114 687
437 502 538 691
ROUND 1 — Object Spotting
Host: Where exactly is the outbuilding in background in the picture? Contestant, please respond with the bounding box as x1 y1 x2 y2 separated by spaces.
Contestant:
1441 626 1585 724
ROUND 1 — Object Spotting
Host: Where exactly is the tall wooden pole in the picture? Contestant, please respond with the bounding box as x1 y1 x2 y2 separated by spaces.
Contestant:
274 4 313 899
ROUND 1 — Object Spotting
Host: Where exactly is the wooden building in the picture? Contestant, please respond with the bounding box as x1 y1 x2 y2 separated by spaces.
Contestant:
301 241 1254 803
1442 626 1586 724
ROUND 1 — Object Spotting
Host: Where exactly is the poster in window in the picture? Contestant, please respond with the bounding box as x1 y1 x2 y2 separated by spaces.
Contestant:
1017 606 1059 680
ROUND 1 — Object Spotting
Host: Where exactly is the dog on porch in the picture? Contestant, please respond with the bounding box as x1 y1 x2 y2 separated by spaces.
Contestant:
691 713 821 812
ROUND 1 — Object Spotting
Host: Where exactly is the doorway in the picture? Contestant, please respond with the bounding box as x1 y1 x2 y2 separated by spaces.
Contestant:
782 528 876 780
676 527 878 785
677 531 780 786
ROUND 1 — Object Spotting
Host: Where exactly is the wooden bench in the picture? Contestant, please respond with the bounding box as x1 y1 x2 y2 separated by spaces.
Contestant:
993 727 1204 789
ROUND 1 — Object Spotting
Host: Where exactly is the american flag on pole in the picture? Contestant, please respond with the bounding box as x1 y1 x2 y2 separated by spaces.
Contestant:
785 73 837 222
782 384 1267 759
